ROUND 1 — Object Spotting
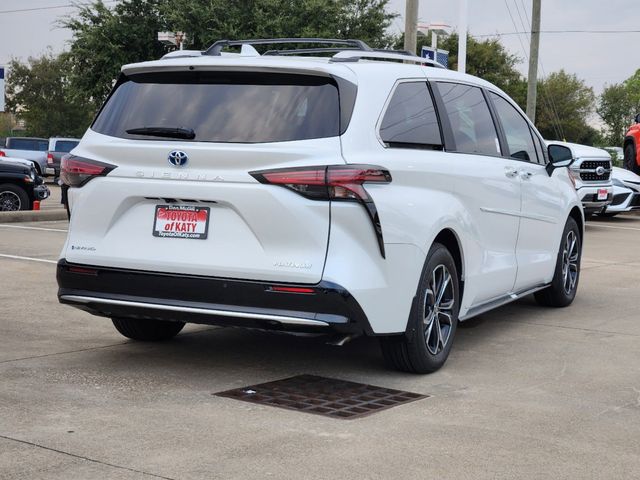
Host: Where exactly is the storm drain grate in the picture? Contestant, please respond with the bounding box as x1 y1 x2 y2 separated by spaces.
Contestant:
215 374 427 419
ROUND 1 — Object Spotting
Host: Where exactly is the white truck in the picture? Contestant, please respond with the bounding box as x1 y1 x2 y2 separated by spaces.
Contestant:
0 137 49 176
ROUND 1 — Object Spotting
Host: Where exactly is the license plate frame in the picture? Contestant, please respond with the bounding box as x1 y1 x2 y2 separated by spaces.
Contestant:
597 189 609 201
152 205 210 240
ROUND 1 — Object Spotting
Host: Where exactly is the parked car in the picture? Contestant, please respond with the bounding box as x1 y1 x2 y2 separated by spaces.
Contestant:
0 157 50 211
547 141 613 217
624 114 640 174
0 137 48 176
600 166 640 217
47 137 80 179
56 38 584 373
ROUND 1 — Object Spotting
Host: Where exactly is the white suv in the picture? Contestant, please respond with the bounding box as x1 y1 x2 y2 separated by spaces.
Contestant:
57 39 583 373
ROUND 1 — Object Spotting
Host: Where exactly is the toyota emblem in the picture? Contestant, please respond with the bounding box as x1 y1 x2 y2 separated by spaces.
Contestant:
168 150 188 167
595 166 605 176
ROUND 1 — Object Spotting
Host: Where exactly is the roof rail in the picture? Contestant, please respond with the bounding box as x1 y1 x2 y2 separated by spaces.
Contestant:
204 38 372 56
330 50 445 68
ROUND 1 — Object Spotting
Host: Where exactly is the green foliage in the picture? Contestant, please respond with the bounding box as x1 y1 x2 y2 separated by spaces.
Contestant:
598 69 640 146
535 70 595 143
61 0 396 109
61 0 167 110
5 54 93 138
160 0 396 49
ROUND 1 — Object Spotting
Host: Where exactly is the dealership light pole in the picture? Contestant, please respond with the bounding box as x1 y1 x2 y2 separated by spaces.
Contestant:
526 0 541 122
404 0 419 54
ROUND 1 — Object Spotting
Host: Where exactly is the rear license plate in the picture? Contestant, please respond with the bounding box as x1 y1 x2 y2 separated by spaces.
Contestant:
597 189 608 201
153 205 210 239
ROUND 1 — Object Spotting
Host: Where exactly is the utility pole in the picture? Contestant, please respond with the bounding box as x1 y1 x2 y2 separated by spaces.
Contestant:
404 0 419 55
526 0 541 122
458 0 468 73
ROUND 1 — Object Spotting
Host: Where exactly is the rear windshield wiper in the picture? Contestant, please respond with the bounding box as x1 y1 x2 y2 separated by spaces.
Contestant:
125 127 196 140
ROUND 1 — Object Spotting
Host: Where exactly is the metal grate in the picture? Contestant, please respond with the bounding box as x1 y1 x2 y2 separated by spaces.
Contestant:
580 160 610 170
215 374 427 419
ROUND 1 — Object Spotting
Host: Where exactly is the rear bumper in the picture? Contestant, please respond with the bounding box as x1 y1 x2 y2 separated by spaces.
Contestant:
56 260 373 335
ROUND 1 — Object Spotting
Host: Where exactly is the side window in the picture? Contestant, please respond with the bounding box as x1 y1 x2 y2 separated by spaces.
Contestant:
437 82 501 156
489 92 538 163
379 82 442 149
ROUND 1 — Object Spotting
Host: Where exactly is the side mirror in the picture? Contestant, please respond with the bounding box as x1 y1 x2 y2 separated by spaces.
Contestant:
546 144 574 176
635 113 640 124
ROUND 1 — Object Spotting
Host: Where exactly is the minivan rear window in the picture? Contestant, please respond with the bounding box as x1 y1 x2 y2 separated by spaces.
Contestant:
92 71 341 143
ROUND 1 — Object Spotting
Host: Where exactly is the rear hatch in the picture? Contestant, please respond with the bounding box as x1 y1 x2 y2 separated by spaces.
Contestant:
64 68 351 284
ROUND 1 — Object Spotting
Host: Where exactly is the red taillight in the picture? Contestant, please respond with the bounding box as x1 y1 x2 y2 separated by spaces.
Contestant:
251 165 391 202
47 153 54 165
0 150 5 157
268 286 316 294
60 155 116 187
251 165 391 257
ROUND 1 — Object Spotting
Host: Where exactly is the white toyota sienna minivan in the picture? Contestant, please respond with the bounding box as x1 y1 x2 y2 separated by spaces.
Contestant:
57 39 583 373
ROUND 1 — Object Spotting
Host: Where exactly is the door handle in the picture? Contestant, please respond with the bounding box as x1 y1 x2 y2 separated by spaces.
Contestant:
520 171 533 180
505 167 518 178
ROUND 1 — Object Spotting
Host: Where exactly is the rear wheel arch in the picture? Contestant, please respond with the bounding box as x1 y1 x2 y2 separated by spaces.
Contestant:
568 206 584 239
432 229 465 299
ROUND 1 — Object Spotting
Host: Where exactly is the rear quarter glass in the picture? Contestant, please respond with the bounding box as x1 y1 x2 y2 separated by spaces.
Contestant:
92 71 341 143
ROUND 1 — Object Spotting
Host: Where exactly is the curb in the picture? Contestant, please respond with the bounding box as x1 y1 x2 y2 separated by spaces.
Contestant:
0 209 68 223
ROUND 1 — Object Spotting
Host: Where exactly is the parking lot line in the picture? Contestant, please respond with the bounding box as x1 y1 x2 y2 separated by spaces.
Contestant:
0 224 68 233
587 223 640 232
0 253 57 264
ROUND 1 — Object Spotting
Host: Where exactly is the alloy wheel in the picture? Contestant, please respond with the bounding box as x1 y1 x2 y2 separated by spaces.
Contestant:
561 230 579 295
423 264 455 355
0 191 21 211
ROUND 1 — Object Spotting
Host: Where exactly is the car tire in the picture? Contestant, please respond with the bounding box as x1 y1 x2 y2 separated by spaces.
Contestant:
380 243 459 374
0 183 30 211
625 143 639 174
534 217 581 308
111 317 185 341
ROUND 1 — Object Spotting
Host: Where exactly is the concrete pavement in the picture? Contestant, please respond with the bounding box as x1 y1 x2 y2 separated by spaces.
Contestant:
0 217 638 479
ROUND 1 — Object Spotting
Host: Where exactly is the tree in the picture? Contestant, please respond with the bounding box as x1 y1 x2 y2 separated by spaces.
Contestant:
5 54 93 138
160 0 396 49
535 70 595 143
397 33 528 109
62 0 397 109
61 0 167 110
598 69 640 146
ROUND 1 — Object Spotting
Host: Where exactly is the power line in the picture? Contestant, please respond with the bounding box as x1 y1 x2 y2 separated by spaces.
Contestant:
474 29 640 38
0 1 118 15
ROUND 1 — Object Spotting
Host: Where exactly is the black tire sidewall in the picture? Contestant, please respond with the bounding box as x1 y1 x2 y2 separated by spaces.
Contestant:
407 243 460 370
625 144 639 174
0 183 30 211
551 217 581 303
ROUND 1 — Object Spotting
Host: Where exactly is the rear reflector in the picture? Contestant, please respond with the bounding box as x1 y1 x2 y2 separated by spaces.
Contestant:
60 155 116 187
268 286 316 294
68 266 98 275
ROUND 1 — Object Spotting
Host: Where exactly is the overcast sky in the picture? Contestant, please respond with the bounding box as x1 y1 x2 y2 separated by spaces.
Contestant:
0 0 638 94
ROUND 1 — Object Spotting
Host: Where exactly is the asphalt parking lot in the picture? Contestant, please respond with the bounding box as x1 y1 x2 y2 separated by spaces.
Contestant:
1 215 639 479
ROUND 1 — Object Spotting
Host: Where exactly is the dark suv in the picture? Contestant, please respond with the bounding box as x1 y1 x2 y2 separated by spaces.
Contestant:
0 159 50 211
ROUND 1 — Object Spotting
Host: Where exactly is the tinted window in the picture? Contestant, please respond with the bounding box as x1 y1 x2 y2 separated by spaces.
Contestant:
379 82 442 148
93 72 340 143
438 83 500 156
54 141 79 153
7 138 48 151
490 93 537 163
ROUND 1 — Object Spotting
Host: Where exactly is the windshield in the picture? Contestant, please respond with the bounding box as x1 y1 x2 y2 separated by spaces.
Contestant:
92 71 340 143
